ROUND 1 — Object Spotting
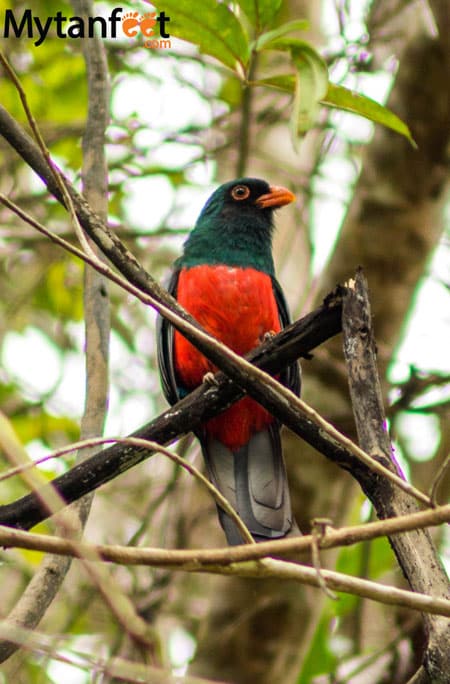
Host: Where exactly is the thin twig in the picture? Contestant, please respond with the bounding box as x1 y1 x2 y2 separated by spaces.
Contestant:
0 621 226 684
0 436 254 544
310 518 338 600
430 453 450 505
0 51 86 250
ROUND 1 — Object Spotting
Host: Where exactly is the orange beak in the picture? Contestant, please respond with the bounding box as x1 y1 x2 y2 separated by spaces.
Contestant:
255 185 296 209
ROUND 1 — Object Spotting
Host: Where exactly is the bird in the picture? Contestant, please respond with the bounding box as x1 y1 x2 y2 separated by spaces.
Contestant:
157 178 300 545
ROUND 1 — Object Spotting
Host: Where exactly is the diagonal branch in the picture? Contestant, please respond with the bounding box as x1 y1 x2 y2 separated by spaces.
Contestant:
1 186 431 509
0 620 229 684
0 103 432 521
0 293 343 530
0 279 433 535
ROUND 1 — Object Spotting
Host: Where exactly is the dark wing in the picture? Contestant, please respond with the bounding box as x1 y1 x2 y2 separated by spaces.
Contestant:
272 276 301 397
156 269 181 406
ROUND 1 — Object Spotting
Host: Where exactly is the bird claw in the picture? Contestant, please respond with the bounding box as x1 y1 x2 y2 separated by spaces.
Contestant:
263 330 276 341
202 372 219 386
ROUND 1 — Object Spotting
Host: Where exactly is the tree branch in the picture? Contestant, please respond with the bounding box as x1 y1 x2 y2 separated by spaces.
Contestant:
2 515 450 620
342 269 450 684
0 276 436 540
0 103 432 529
2 502 449 568
0 293 342 530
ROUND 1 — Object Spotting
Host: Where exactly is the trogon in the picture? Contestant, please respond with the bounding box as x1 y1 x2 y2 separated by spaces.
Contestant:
157 178 300 545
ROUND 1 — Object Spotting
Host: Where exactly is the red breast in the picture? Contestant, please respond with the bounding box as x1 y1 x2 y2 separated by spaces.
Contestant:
174 264 281 449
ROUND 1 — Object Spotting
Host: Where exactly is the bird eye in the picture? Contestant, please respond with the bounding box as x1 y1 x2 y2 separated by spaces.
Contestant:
231 184 250 201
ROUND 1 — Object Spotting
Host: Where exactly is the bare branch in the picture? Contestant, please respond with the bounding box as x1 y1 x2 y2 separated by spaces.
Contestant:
2 503 450 569
342 269 450 683
2 517 450 619
0 293 343 530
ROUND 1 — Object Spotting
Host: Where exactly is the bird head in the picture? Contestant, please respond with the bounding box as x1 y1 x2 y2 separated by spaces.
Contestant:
199 178 295 218
180 178 296 274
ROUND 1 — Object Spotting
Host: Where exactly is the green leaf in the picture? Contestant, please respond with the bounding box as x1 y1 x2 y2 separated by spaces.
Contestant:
252 19 310 52
289 43 329 138
13 413 80 448
237 0 283 30
219 76 244 108
254 76 416 144
33 260 83 321
161 0 250 71
323 82 416 145
266 36 320 53
254 74 296 92
257 41 327 138
298 615 339 681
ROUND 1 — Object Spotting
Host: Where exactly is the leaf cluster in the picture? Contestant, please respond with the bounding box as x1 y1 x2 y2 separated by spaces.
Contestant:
164 0 414 144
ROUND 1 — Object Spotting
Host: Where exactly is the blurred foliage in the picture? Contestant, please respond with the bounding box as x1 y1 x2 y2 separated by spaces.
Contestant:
0 0 448 682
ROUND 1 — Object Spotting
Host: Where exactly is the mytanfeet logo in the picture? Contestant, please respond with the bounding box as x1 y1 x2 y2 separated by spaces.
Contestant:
122 9 170 46
1 6 171 49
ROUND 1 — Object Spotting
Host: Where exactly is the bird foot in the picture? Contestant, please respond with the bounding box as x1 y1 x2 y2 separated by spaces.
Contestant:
262 330 276 342
202 371 219 386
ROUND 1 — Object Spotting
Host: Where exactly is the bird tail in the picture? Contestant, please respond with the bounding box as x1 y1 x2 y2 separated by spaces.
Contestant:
201 426 299 545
